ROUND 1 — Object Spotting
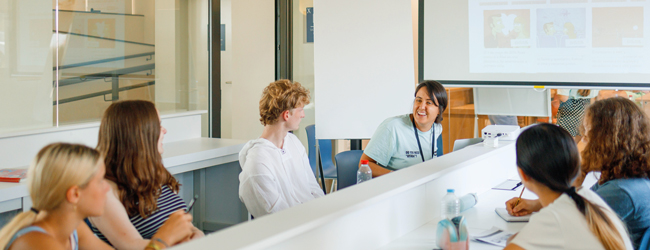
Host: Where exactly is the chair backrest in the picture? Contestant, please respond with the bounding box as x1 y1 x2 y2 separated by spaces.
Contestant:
318 139 336 178
437 135 444 156
305 125 318 177
335 150 364 190
639 227 650 250
452 138 483 152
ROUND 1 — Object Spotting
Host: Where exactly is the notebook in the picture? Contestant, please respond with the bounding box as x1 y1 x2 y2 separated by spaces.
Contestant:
495 208 531 222
0 168 27 183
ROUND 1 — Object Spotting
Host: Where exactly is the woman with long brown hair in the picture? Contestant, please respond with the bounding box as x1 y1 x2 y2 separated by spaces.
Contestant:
88 100 203 249
0 143 194 250
504 124 632 250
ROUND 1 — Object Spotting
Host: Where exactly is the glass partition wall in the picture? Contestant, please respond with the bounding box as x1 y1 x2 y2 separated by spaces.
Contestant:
1 0 210 134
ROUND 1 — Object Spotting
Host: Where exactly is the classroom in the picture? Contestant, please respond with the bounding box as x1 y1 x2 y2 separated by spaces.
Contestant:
0 0 649 249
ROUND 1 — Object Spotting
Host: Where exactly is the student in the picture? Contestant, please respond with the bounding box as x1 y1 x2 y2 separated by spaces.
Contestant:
0 143 194 250
554 89 598 137
88 101 204 249
511 98 650 248
238 79 324 218
503 124 632 250
360 80 447 177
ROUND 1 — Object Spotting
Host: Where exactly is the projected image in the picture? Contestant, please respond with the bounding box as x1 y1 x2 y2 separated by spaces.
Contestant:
593 7 644 48
536 8 586 48
483 9 531 48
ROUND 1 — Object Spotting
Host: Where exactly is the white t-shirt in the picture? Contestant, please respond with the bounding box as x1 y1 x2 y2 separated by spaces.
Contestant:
364 114 442 170
238 133 325 218
510 188 633 250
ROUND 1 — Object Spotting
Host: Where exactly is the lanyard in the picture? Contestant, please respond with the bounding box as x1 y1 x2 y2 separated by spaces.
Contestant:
411 115 436 162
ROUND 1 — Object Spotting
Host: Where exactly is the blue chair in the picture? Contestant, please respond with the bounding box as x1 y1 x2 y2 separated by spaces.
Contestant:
335 150 364 190
305 125 338 193
437 135 443 157
639 227 650 250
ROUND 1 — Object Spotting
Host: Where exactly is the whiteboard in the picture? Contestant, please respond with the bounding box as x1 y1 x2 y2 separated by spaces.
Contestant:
314 0 415 139
473 88 551 117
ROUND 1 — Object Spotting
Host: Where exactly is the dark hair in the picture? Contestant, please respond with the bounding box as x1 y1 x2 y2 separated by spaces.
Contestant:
414 80 447 123
516 123 625 250
582 97 650 184
97 100 180 218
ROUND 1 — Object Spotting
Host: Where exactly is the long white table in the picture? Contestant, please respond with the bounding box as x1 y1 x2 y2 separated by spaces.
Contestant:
0 137 248 230
380 172 600 250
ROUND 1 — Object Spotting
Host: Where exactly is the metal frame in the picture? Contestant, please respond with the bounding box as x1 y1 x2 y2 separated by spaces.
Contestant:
275 0 292 80
210 0 222 138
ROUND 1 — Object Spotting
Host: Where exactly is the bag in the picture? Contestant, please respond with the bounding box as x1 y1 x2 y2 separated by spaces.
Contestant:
436 216 469 250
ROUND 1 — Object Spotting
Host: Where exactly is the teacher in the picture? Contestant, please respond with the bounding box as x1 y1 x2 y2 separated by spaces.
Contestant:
360 80 448 177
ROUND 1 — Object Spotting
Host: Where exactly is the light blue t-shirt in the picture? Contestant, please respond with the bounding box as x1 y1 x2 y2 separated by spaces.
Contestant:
557 89 599 100
364 114 442 170
591 178 650 249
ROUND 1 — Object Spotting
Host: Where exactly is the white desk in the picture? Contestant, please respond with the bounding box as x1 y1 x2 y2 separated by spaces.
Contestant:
380 173 600 250
0 137 248 230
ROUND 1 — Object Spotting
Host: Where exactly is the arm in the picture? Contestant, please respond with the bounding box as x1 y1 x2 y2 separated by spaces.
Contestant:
301 150 325 197
505 197 542 216
88 185 149 250
360 153 392 178
239 164 291 217
555 94 569 103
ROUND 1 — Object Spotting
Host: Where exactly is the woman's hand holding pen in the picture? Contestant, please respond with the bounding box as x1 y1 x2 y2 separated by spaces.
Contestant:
505 198 542 216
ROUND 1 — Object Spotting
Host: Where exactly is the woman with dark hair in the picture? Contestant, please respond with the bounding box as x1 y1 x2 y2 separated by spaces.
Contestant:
503 124 632 250
508 98 650 248
88 100 203 249
360 80 448 177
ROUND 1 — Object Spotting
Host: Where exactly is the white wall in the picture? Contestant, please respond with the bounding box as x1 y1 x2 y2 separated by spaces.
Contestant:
0 0 53 134
230 0 275 140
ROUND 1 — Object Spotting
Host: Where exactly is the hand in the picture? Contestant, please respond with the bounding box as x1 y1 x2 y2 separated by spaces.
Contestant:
190 227 205 240
151 210 194 246
505 198 541 216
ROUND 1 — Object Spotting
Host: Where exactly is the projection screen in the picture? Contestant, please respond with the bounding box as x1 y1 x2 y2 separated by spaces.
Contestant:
423 0 650 88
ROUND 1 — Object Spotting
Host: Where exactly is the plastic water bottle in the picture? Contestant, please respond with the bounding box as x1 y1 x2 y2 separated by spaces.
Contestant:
357 160 372 184
441 189 461 220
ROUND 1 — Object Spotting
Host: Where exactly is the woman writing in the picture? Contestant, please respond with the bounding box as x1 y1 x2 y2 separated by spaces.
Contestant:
504 124 632 250
360 81 448 177
88 100 204 249
0 143 194 250
509 98 650 248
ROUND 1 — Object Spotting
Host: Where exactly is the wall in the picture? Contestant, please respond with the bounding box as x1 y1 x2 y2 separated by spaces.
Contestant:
229 0 275 140
0 0 53 134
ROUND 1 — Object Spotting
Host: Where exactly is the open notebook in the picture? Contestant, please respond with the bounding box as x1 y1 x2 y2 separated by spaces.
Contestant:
495 208 531 222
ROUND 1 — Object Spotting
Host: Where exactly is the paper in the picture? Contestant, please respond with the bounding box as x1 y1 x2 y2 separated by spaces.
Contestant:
495 208 531 222
492 179 522 190
472 227 514 247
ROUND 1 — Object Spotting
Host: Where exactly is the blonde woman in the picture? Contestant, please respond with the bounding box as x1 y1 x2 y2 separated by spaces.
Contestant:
0 143 194 250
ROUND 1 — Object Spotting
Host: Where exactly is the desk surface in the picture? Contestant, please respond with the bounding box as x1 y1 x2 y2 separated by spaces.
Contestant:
0 137 247 203
379 173 600 250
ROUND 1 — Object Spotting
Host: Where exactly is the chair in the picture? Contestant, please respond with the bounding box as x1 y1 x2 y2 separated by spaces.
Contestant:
305 125 338 194
335 150 364 190
639 228 650 250
437 135 444 156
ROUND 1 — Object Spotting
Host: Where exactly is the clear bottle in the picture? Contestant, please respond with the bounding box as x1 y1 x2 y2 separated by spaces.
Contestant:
441 189 461 220
357 160 372 184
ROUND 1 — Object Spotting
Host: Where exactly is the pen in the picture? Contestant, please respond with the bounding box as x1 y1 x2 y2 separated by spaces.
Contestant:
514 187 525 207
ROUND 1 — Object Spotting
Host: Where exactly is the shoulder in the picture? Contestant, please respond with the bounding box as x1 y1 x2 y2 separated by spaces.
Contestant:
376 114 411 133
596 178 650 199
9 231 65 250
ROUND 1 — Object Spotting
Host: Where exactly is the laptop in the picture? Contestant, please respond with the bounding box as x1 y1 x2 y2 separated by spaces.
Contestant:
453 138 484 152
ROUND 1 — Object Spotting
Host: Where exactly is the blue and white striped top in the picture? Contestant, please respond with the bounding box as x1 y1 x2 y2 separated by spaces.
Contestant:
90 185 187 244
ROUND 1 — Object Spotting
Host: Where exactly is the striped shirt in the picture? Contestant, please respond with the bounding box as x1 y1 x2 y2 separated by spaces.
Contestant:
90 185 186 244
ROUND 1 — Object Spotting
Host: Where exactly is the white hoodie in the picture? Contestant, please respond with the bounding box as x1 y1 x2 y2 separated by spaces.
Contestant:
238 133 325 217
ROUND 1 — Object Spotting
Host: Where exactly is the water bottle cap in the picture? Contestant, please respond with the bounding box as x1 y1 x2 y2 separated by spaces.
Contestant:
447 189 454 193
360 160 369 164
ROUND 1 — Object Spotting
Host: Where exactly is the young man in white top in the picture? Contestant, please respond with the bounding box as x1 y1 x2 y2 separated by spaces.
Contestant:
238 79 325 218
